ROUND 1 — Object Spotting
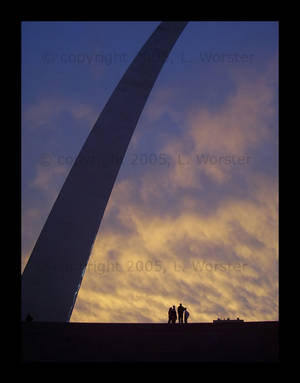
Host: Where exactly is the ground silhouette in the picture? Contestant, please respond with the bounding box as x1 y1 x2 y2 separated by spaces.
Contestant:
22 321 278 363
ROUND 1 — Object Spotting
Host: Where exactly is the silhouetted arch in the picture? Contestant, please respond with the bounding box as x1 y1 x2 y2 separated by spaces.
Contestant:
22 21 188 322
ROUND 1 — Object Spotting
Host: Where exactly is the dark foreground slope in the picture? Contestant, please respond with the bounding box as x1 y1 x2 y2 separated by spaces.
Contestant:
21 321 278 363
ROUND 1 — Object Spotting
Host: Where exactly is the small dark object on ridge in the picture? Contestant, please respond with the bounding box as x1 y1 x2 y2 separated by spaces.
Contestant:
25 314 33 322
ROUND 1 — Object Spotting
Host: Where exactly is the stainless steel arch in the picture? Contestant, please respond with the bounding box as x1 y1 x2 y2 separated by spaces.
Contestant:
22 21 188 322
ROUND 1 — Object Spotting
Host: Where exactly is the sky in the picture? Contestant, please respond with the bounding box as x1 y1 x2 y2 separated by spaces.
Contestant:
21 21 278 323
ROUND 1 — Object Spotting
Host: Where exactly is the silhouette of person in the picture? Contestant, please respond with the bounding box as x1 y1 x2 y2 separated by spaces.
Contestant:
184 308 190 323
168 307 173 324
177 303 185 324
25 313 33 322
171 305 177 324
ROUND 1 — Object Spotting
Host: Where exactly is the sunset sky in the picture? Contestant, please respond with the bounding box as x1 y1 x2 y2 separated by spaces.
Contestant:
22 21 278 323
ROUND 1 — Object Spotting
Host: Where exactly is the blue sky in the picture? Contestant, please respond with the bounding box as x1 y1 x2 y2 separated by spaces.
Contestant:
22 21 278 322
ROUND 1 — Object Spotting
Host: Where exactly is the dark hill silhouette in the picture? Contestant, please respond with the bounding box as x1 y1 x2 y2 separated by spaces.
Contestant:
22 321 278 362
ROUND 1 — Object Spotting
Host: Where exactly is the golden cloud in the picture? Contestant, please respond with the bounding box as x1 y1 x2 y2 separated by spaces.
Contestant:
22 59 278 324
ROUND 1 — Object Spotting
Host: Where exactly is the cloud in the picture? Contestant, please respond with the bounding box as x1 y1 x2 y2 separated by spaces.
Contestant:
22 55 278 323
159 74 276 187
24 97 98 130
22 156 72 272
30 162 69 199
70 65 278 323
21 94 100 271
72 173 277 322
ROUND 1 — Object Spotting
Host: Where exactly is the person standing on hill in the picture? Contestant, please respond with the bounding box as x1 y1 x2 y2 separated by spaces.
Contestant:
177 303 185 324
171 305 177 324
168 307 172 323
184 307 190 323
